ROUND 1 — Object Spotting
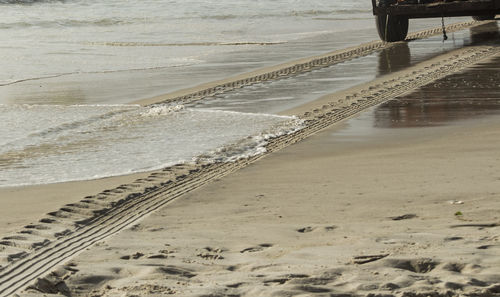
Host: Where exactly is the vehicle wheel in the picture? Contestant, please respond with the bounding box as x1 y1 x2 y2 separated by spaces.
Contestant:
472 15 496 21
376 14 409 42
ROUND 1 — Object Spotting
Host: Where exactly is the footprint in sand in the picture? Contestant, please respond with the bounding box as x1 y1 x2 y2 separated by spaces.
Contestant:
297 225 337 233
240 243 273 253
450 223 499 229
324 225 337 231
157 265 196 278
477 245 494 250
120 252 144 260
226 282 245 288
297 226 315 233
146 249 176 259
197 247 225 260
384 258 438 273
147 254 168 259
389 214 417 221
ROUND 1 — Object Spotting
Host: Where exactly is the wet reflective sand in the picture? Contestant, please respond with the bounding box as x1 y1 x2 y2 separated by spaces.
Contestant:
373 22 500 129
375 56 500 128
329 23 500 143
189 21 499 114
377 21 500 77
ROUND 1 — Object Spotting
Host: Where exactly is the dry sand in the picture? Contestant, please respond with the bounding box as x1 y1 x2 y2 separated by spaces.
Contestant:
21 56 500 296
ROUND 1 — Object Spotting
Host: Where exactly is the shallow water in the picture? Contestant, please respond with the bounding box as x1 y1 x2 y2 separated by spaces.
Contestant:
0 104 301 187
0 0 372 90
189 22 499 115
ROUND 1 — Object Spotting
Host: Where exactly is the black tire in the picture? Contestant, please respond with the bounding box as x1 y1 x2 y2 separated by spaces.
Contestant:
472 15 496 21
376 14 409 42
376 0 409 42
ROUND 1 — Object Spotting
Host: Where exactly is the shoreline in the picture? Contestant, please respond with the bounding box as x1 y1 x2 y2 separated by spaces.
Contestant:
0 30 497 243
0 27 493 236
133 20 483 107
0 20 500 293
1 20 475 232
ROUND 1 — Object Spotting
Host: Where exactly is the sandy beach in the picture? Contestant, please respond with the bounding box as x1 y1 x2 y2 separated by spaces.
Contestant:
10 50 500 297
0 20 499 297
0 20 484 235
52 108 500 297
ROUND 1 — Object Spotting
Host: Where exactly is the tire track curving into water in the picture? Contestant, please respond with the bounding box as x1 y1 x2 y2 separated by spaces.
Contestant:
142 20 491 107
0 23 498 296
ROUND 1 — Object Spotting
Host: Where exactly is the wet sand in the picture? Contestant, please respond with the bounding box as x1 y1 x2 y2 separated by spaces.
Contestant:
15 35 500 296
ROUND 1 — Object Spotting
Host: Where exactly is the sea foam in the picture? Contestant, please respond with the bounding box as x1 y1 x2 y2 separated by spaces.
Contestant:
0 104 302 187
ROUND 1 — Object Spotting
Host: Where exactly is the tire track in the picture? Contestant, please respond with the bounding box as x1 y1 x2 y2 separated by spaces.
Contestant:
0 35 498 297
146 20 490 107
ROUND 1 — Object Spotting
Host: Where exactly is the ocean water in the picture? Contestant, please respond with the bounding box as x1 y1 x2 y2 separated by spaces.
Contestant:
0 0 372 88
0 0 377 187
0 104 302 187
